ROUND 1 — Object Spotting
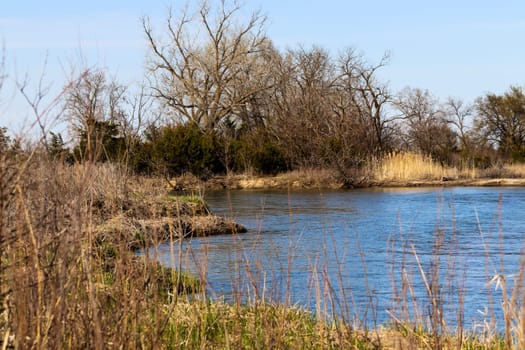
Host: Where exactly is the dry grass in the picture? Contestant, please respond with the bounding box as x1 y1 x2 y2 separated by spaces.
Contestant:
176 154 525 191
227 167 343 189
370 152 479 182
505 163 525 177
275 168 343 188
370 152 525 184
480 162 525 179
0 151 202 348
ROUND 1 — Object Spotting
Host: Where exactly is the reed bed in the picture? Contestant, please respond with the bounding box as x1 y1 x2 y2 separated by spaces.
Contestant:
369 152 525 183
370 152 479 182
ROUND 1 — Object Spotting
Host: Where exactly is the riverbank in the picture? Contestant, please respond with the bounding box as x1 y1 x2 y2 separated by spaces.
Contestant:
3 159 523 348
164 153 525 191
119 181 521 349
0 161 248 348
94 190 246 251
186 155 525 190
171 172 525 191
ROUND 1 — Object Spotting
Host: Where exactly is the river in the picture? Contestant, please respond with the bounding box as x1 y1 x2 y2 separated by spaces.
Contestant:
152 186 525 329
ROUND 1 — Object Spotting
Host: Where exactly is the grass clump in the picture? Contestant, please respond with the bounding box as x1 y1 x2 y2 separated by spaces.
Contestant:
164 194 210 215
370 152 460 181
369 152 525 185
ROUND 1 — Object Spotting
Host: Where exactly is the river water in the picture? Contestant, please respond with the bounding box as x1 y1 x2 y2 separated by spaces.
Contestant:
152 187 525 329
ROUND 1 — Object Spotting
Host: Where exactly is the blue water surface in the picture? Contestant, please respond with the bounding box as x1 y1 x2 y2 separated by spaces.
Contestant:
150 187 525 329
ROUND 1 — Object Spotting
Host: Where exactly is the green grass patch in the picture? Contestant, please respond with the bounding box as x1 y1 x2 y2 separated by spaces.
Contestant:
159 300 380 349
164 194 210 215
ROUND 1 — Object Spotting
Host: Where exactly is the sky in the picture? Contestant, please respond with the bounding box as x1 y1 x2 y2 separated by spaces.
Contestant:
1 0 525 132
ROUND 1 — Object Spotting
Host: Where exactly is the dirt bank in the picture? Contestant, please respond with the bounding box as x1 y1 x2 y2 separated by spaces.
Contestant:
369 177 525 188
171 173 525 191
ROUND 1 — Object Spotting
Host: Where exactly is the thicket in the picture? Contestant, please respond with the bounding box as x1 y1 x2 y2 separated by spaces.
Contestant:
3 0 525 182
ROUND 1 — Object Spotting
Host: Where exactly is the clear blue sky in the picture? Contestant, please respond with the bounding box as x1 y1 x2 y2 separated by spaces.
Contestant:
1 0 525 131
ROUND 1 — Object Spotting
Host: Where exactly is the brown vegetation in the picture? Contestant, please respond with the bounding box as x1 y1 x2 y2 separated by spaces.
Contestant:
2 1 525 348
169 153 525 191
0 152 244 348
2 140 525 348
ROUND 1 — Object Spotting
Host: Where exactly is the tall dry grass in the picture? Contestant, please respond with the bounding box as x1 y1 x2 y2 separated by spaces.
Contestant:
370 152 479 182
504 163 525 177
370 152 525 183
384 195 525 350
0 149 199 348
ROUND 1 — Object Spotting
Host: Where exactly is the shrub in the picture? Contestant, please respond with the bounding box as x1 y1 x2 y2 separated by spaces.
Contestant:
252 142 288 175
511 148 525 163
142 123 224 177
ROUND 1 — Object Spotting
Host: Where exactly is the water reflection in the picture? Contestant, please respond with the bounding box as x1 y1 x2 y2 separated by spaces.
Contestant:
149 187 525 328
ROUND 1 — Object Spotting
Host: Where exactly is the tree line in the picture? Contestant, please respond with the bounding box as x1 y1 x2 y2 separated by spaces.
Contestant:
2 1 525 183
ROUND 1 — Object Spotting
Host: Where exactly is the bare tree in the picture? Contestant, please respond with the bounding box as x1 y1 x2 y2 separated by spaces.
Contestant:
396 88 457 163
124 84 152 140
474 86 525 160
274 46 335 166
143 0 271 131
336 50 392 156
445 98 474 158
64 69 127 162
16 57 73 152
